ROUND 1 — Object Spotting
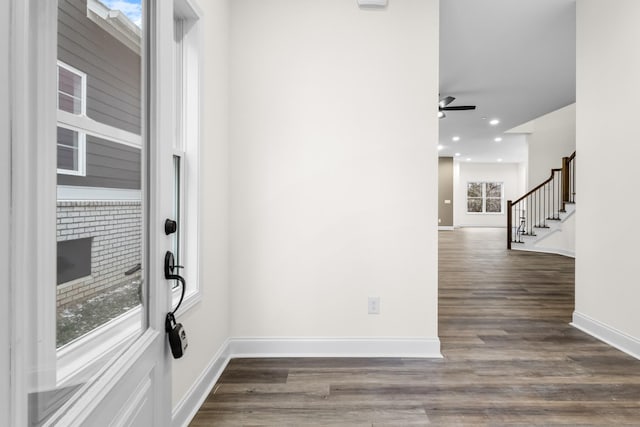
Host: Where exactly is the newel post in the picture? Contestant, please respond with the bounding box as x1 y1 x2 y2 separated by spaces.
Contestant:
507 200 512 250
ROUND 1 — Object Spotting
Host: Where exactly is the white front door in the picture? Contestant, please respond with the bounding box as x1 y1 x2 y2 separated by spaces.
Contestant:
9 0 176 425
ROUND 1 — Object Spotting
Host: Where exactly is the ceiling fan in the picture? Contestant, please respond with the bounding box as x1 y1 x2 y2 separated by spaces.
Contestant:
439 96 476 119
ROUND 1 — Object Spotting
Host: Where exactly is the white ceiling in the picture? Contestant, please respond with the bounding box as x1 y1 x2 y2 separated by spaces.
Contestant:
439 0 576 163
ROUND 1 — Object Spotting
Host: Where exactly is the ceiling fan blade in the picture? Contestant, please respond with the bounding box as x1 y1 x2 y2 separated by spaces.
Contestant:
439 96 455 107
441 105 476 111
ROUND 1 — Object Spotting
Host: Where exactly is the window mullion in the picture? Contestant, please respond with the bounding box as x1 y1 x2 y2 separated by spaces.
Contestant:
483 182 486 213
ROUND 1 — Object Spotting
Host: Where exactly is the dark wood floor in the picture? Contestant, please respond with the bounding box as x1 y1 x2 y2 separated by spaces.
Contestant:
190 228 640 426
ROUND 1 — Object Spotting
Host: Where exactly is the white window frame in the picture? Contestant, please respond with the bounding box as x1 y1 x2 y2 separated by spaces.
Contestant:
467 181 504 214
171 0 203 314
56 124 87 176
57 61 87 176
57 60 86 116
1 1 11 422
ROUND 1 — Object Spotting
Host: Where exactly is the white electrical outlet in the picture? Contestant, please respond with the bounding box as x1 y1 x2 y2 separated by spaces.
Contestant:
368 297 380 314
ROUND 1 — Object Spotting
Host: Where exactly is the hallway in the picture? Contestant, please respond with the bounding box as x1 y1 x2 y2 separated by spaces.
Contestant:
191 228 640 425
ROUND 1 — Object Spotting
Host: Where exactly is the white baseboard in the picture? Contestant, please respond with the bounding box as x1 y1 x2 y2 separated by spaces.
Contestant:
511 245 575 258
228 337 442 358
571 312 640 360
172 339 231 427
172 336 441 426
455 225 507 229
438 226 454 231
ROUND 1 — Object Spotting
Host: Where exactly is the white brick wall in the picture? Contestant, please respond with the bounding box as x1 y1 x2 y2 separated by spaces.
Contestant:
56 201 142 307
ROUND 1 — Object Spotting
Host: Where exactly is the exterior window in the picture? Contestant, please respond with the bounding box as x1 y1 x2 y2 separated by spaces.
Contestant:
57 62 86 115
56 126 86 174
467 182 503 213
57 61 87 175
57 237 92 285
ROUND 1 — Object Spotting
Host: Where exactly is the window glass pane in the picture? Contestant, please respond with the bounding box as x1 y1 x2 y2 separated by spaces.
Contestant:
56 0 144 344
172 155 181 290
467 182 482 198
57 127 79 171
486 198 502 213
486 182 502 198
57 126 78 148
58 92 82 115
57 145 78 171
83 18 142 134
28 0 146 421
58 67 82 114
468 198 483 212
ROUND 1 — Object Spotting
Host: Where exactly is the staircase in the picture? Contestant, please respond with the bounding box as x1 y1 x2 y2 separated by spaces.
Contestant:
507 151 576 256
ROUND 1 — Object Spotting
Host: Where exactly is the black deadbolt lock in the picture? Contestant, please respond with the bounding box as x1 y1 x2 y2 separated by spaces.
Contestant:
165 218 177 235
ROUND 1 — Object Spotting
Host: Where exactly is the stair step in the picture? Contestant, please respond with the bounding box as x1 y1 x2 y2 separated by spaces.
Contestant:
534 225 550 229
546 217 561 221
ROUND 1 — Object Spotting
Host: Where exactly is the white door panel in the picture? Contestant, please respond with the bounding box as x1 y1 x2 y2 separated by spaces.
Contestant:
10 0 174 425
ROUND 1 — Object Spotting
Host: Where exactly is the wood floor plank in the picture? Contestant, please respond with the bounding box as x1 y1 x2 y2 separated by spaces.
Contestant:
190 228 640 426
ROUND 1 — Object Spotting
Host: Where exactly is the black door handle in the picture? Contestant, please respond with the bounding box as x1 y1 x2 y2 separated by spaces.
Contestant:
165 251 186 315
164 250 189 358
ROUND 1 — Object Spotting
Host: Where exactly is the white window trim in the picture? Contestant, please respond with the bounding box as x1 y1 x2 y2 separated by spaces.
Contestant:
57 307 142 387
467 181 505 214
1 0 10 421
171 0 203 315
57 185 141 201
58 110 142 148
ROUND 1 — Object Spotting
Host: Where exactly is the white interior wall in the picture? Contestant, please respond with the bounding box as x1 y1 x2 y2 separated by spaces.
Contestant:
574 0 640 352
229 0 440 342
171 0 230 408
454 162 524 228
517 162 528 196
508 104 576 188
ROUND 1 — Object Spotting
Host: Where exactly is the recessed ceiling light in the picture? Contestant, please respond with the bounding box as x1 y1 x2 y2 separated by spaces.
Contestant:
452 136 460 142
497 158 503 162
455 152 461 157
437 144 444 151
494 137 503 142
489 119 500 126
466 158 471 162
